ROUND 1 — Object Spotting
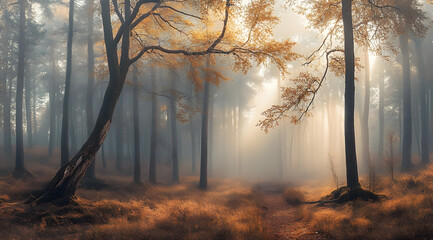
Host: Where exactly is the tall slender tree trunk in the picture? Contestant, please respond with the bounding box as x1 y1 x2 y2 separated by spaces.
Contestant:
14 0 30 177
399 31 412 171
149 67 157 183
361 47 370 173
189 82 197 175
413 37 429 164
199 58 210 189
208 85 214 176
132 65 141 184
115 96 123 171
48 43 57 156
277 77 284 178
1 31 12 157
342 0 360 189
61 0 74 166
169 69 179 182
378 76 384 162
25 69 33 148
85 0 96 178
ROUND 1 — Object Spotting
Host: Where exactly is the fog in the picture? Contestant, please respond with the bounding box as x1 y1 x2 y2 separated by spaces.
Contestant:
1 0 433 187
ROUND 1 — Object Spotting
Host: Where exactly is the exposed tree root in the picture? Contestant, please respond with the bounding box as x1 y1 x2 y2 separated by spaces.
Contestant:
303 186 387 205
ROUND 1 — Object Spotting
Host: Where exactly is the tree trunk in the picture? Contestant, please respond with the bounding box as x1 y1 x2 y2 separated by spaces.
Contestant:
361 47 370 173
413 37 429 164
199 58 210 189
189 82 197 175
149 67 157 183
342 0 360 189
85 0 96 178
115 95 123 171
399 31 412 171
132 65 141 184
1 27 12 157
208 85 214 176
48 43 57 156
378 75 384 162
61 0 74 166
169 69 179 183
14 0 29 177
25 69 33 148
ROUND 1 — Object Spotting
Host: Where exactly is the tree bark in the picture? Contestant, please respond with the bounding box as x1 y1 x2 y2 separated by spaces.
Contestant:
149 67 157 183
61 0 74 166
132 64 141 184
14 0 29 177
413 37 429 164
85 0 96 178
399 31 412 171
342 0 360 189
199 58 210 189
169 69 179 183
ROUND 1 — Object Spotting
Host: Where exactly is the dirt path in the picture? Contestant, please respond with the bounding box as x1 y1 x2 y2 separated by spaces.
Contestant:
261 192 328 240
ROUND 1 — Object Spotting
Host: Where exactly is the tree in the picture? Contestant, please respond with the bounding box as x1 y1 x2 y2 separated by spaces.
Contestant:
361 47 371 173
132 64 141 184
13 0 31 178
27 0 296 204
48 42 57 156
85 0 97 179
149 67 157 183
413 37 429 164
60 0 75 166
199 57 211 189
169 69 179 183
399 30 412 171
260 0 427 201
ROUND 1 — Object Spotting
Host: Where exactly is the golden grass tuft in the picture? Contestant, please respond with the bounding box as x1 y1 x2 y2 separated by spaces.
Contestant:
282 188 305 205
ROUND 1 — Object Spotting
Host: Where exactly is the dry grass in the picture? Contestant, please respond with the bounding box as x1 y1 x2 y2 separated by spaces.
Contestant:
293 164 433 240
0 161 267 240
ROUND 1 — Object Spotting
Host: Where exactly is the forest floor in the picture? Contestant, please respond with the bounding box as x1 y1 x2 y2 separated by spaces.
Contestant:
258 184 329 240
1 149 433 239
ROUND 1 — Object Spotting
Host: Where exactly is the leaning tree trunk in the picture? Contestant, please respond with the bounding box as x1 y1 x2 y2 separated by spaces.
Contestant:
85 0 96 178
169 69 179 183
14 0 29 178
199 58 210 189
361 47 370 174
132 64 141 184
61 0 75 166
399 31 412 171
149 67 157 183
414 37 429 164
27 0 131 204
342 0 360 189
